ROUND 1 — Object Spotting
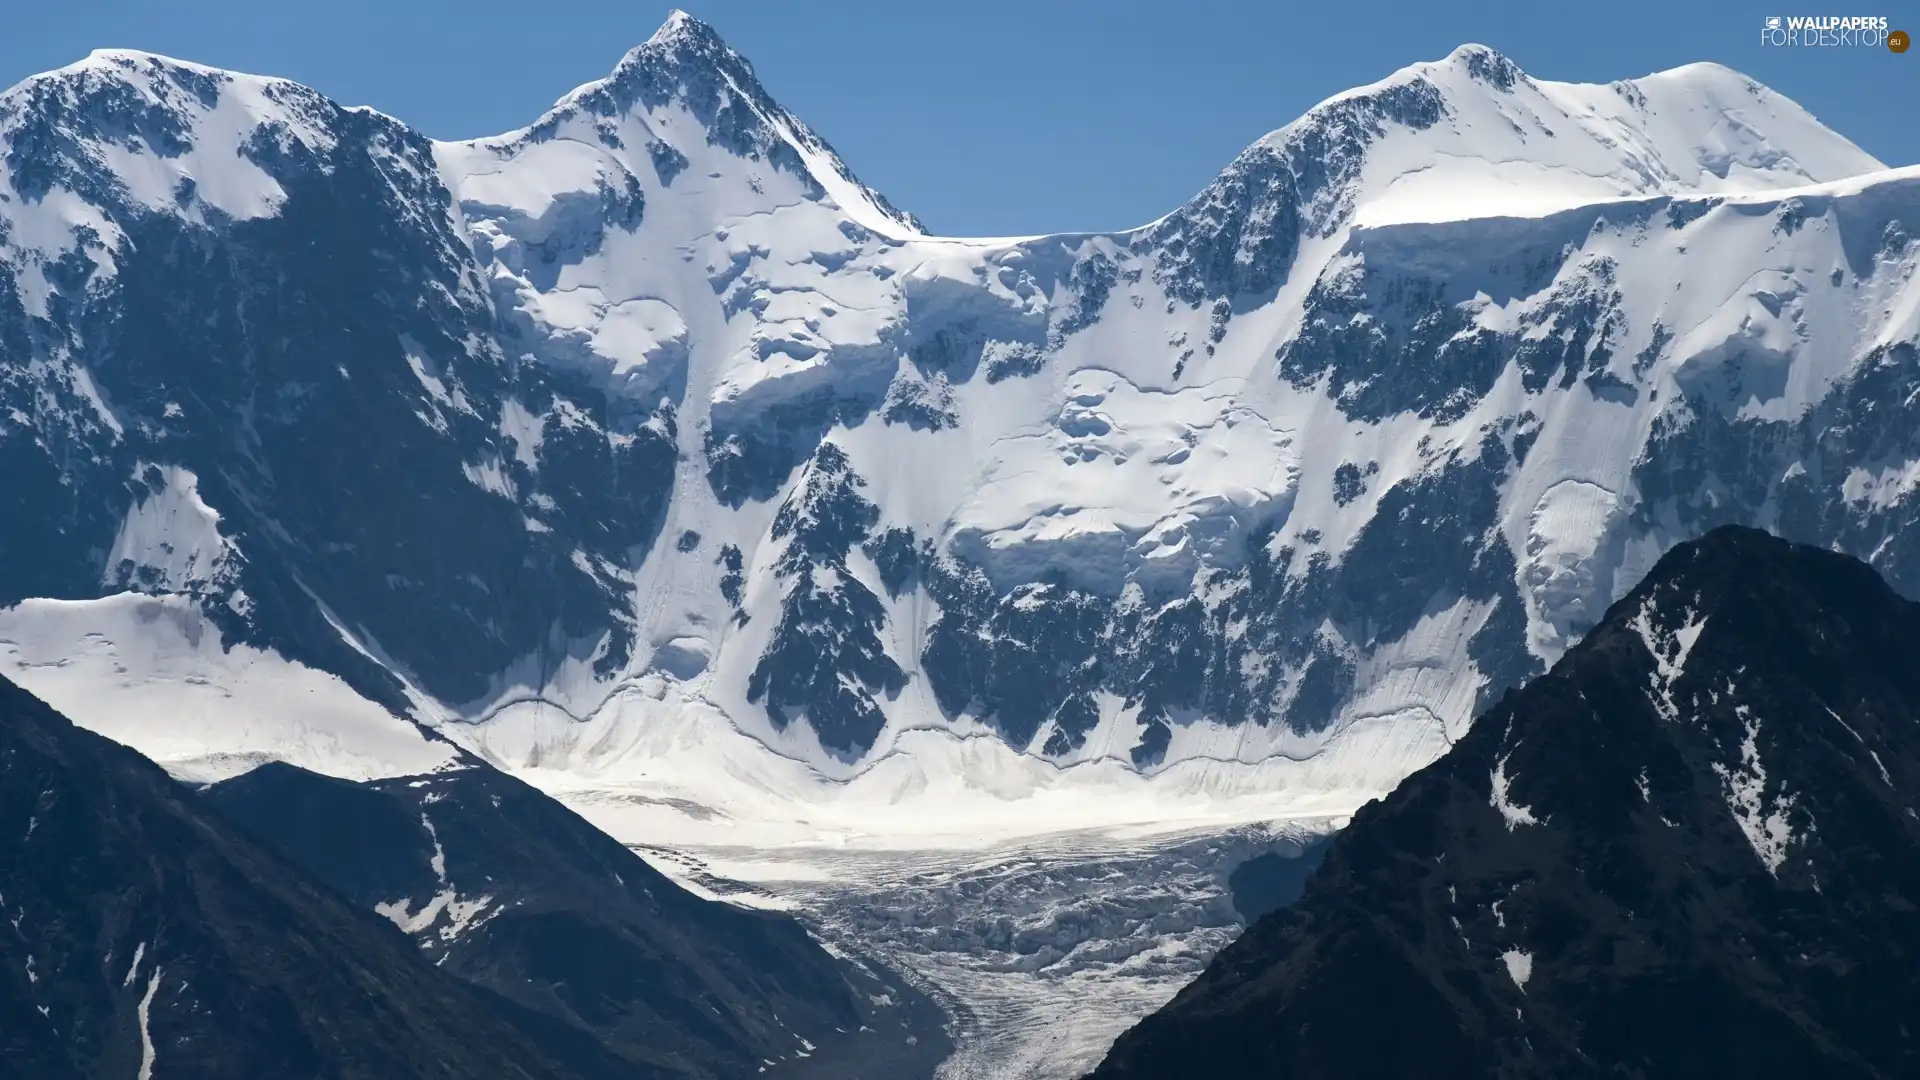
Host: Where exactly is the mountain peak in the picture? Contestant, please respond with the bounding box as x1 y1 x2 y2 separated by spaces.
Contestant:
1438 42 1527 89
625 6 747 75
1094 527 1920 1077
643 7 722 54
652 7 701 40
0 43 346 220
510 9 924 236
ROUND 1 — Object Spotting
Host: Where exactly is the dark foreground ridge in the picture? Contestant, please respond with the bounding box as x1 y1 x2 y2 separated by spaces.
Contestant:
203 762 949 1080
1090 525 1920 1080
0 670 949 1080
0 675 581 1080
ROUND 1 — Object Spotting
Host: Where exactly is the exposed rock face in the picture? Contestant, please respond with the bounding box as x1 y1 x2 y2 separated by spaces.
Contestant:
1089 526 1920 1080
202 761 948 1079
0 675 584 1080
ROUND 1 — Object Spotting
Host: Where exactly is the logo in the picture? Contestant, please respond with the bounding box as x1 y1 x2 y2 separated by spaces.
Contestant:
1891 28 1912 51
1760 14 1896 47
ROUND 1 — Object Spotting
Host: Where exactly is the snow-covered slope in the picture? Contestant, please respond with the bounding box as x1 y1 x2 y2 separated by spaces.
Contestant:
0 594 461 783
2 13 1917 845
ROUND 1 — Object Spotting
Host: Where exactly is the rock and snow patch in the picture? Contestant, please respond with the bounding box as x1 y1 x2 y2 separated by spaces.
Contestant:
461 457 517 499
17 51 330 224
1490 752 1540 829
104 465 235 593
1824 706 1893 787
373 809 498 944
1632 597 1708 720
122 942 146 988
374 889 497 942
497 399 545 469
1501 948 1533 992
422 812 447 881
1841 460 1920 511
135 964 162 1080
123 942 162 1079
1714 705 1798 874
1521 480 1622 658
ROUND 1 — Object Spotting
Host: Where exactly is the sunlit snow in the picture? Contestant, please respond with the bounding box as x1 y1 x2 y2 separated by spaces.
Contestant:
1713 705 1799 874
1489 752 1541 830
1501 948 1533 992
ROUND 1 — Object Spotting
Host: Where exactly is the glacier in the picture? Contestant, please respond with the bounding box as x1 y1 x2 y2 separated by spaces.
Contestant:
4 12 1920 1075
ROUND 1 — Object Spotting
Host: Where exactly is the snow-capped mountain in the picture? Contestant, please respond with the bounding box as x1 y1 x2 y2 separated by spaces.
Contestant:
2 11 1917 841
1090 526 1920 1079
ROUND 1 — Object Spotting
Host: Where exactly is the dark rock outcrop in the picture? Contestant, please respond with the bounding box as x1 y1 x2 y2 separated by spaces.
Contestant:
1092 526 1920 1080
0 675 584 1080
203 761 948 1080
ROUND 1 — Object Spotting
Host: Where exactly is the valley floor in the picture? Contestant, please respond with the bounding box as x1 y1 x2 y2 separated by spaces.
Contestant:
600 820 1337 1079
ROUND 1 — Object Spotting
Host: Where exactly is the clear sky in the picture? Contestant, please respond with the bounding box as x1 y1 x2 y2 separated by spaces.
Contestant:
4 0 1915 236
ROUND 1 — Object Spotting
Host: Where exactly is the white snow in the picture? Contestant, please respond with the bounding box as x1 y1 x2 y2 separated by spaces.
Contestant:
949 371 1298 593
374 888 496 942
104 466 234 592
1841 460 1920 511
1 50 339 225
0 594 460 783
454 688 1366 854
1714 705 1798 874
1632 598 1708 721
1330 52 1881 230
1521 480 1622 658
1501 948 1533 992
1824 705 1893 787
1490 751 1540 829
135 964 162 1080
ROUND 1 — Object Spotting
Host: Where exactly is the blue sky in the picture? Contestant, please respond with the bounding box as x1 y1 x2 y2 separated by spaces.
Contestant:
4 0 1915 235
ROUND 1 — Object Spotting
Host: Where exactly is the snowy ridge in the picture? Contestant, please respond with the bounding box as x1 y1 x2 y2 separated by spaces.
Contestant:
2 14 1918 848
0 595 461 783
1318 47 1884 228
